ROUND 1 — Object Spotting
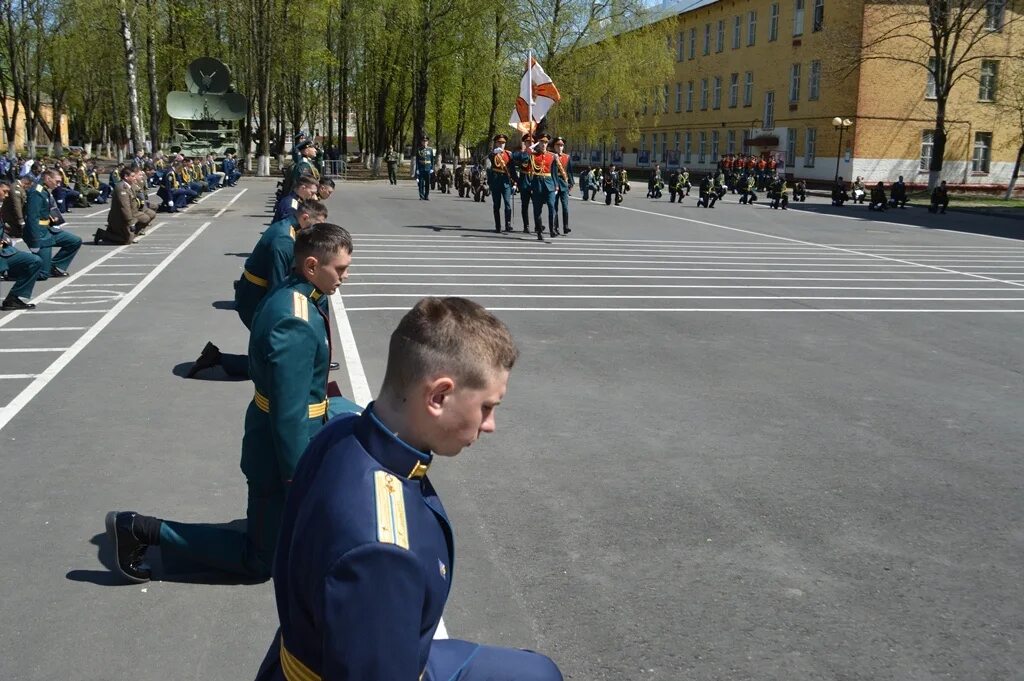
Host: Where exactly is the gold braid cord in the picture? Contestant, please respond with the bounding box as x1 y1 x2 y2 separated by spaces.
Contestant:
492 151 509 175
554 154 568 183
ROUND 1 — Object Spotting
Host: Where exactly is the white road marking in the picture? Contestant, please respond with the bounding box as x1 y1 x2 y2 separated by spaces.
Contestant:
0 347 69 353
340 283 1020 291
214 188 249 217
329 293 373 406
0 374 37 379
345 306 1024 313
0 327 89 331
349 274 977 281
342 294 1024 301
0 221 212 432
14 309 109 314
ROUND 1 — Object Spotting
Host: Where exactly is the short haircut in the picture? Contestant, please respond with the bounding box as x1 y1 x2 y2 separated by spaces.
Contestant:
296 176 318 189
381 297 519 393
318 177 336 188
42 169 60 180
293 222 353 267
298 199 328 219
120 167 134 179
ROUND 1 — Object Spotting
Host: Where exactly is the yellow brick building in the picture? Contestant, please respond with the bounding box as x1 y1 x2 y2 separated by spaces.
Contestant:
0 97 69 154
577 0 1023 188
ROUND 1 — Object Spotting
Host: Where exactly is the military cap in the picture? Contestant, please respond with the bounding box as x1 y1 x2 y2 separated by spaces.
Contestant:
493 133 508 143
521 132 534 142
296 140 314 151
552 136 565 144
536 133 551 142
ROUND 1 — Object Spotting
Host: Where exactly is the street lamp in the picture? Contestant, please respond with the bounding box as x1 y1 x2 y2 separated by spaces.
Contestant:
832 117 853 183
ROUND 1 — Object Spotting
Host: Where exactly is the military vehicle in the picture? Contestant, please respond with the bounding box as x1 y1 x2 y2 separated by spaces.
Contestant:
166 57 247 158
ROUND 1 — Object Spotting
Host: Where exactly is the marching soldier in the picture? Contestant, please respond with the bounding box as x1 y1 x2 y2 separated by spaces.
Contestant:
415 136 436 200
530 133 558 240
189 200 330 379
551 136 573 235
385 147 400 185
24 170 81 278
487 133 515 233
0 180 42 311
511 133 535 233
107 224 356 583
93 167 155 245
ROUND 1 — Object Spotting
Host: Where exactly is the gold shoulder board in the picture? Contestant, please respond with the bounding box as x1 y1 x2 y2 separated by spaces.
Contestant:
292 291 309 321
374 471 410 549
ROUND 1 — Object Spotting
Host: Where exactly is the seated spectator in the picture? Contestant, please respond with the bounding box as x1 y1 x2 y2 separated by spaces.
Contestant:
889 176 908 208
929 181 949 214
868 182 888 211
831 178 849 206
851 176 867 204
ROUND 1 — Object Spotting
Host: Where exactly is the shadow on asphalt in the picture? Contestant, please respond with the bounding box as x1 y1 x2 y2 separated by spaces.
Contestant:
68 528 265 586
211 300 237 310
402 225 541 241
171 361 249 382
786 202 1024 241
222 253 251 258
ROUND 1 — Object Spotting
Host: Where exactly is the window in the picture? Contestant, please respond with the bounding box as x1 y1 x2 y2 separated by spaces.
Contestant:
794 0 805 36
979 60 998 101
711 131 720 162
689 28 697 59
700 78 709 110
717 20 725 52
813 0 824 32
674 131 680 152
920 130 934 171
703 23 711 55
686 81 694 111
786 128 796 166
640 133 646 155
675 82 683 112
733 16 742 49
713 76 722 109
698 131 707 164
677 31 684 61
926 57 938 99
727 129 737 155
804 127 816 167
973 132 992 172
684 132 693 163
789 63 801 103
748 11 758 46
729 73 739 107
985 0 1006 31
660 133 667 162
763 90 775 128
743 71 754 106
769 3 779 41
808 60 821 100
664 84 670 112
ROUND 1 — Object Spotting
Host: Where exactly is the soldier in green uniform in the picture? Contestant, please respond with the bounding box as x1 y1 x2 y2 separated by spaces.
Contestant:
287 140 320 195
24 170 82 279
188 199 329 379
0 181 42 311
1 174 30 238
487 133 515 233
385 147 400 185
511 132 535 233
106 223 356 583
415 136 436 200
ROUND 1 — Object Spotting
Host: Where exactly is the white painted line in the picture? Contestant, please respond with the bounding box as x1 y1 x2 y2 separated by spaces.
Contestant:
345 306 1024 313
353 265 939 273
343 294 1024 301
64 283 136 287
0 221 167 330
214 187 249 217
355 256 909 265
0 327 89 331
0 347 69 353
349 274 975 281
613 204 1024 289
329 293 373 406
341 283 1019 291
354 246 1024 258
11 309 109 314
0 221 212 432
0 374 37 379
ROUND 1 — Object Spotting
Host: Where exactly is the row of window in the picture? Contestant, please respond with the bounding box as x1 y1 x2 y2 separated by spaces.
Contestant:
643 60 821 120
670 0 824 62
921 131 993 173
926 58 1001 102
635 128 820 168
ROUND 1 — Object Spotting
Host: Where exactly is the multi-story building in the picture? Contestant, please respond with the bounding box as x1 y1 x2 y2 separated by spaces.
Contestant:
572 0 1022 188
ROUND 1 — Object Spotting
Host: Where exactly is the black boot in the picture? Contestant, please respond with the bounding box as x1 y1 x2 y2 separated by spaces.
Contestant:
1 295 36 311
536 229 544 241
104 511 152 583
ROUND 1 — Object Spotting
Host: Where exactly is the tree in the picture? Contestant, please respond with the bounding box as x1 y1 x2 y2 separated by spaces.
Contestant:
117 0 145 154
852 0 1023 189
997 59 1024 198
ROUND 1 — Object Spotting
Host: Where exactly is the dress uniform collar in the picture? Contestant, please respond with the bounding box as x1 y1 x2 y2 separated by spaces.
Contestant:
286 273 325 302
354 402 433 480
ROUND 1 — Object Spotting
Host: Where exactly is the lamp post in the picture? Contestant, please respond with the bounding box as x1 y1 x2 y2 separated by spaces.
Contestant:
832 117 853 183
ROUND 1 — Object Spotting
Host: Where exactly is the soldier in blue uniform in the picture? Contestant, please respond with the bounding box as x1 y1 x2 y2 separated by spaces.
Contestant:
222 151 242 186
188 199 329 379
416 136 436 200
511 132 535 233
487 133 515 233
253 296 562 681
106 224 356 582
0 181 42 311
23 170 81 279
273 176 318 223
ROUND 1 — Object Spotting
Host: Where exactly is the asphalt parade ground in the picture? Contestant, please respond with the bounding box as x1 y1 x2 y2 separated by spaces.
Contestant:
1 177 1022 680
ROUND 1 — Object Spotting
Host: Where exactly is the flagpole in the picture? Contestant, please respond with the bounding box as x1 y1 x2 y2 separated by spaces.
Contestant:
528 49 533 134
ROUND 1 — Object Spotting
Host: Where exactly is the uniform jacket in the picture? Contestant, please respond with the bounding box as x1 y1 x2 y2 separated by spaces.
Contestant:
487 149 514 189
1 182 27 237
255 404 449 681
23 184 54 248
530 151 556 193
235 216 300 329
511 149 534 191
273 192 300 224
553 152 573 192
244 274 331 487
108 180 141 233
415 148 436 175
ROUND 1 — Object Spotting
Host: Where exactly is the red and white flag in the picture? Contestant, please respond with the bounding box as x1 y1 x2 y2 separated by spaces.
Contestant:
509 55 561 134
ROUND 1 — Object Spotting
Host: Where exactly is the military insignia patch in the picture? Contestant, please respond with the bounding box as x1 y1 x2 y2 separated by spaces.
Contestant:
374 471 409 549
438 559 447 580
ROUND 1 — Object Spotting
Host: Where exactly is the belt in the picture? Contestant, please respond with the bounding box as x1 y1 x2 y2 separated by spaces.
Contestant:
280 641 425 681
253 389 328 419
38 219 50 226
243 269 268 288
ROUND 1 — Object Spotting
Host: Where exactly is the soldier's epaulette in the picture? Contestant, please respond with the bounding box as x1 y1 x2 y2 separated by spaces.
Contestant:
34 185 45 193
373 470 409 549
292 291 309 321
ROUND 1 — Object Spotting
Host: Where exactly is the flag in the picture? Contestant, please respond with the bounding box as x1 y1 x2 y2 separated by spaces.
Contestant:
509 55 561 134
